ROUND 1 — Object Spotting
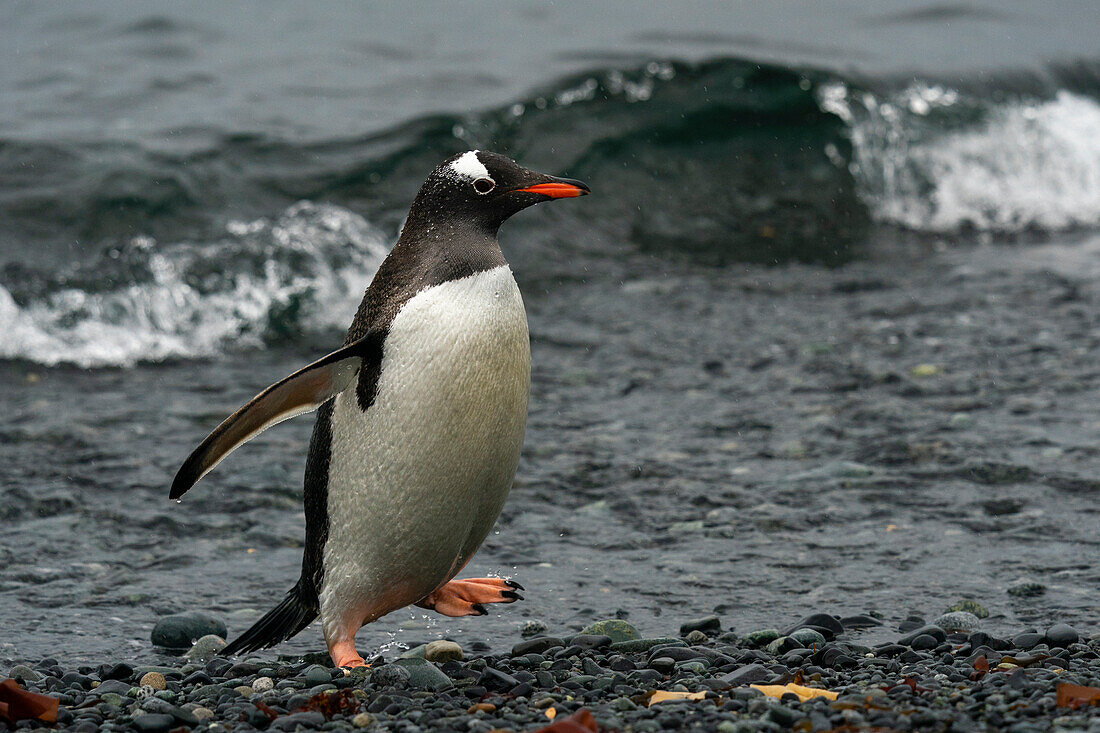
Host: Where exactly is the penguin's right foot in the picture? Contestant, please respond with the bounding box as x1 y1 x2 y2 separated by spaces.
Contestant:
329 640 367 669
416 578 524 617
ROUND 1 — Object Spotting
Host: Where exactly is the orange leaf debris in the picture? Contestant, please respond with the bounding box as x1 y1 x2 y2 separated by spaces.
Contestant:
750 683 839 702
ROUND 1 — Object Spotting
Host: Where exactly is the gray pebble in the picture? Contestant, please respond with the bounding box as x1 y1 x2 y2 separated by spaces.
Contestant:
302 664 331 686
1007 581 1046 597
271 711 326 731
7 664 42 682
392 658 452 691
721 664 771 686
424 639 463 662
519 619 548 637
580 619 641 643
934 611 981 633
131 713 175 733
1045 623 1079 648
788 628 827 647
151 612 228 649
370 663 411 688
648 657 675 674
184 634 227 662
679 615 722 636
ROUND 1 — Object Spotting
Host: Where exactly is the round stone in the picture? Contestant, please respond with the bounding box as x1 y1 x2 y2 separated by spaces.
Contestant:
948 413 975 429
788 628 827 648
933 612 981 633
184 634 226 662
743 629 780 648
649 657 676 674
580 619 641 644
138 672 166 691
685 630 709 645
677 660 708 675
8 665 42 682
370 664 411 688
765 636 789 654
910 634 938 650
944 600 989 619
679 615 722 637
352 712 374 728
150 612 228 649
391 658 453 691
424 640 464 663
520 619 548 637
131 713 175 733
1013 632 1044 650
1007 581 1045 597
192 707 214 721
1045 623 1079 648
302 665 331 686
252 676 274 692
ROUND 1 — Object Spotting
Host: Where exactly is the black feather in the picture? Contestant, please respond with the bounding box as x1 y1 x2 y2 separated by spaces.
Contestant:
221 581 317 657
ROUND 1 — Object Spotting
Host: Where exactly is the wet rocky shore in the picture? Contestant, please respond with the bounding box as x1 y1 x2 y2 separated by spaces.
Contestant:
3 606 1098 732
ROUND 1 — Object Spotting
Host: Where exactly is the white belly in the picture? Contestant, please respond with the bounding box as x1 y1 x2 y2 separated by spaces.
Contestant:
319 264 530 632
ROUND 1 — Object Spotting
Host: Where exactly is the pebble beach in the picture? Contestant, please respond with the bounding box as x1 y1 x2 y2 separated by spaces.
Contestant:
4 607 1098 732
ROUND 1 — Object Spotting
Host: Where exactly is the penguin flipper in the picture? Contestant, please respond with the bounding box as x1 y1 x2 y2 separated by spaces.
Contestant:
170 334 381 500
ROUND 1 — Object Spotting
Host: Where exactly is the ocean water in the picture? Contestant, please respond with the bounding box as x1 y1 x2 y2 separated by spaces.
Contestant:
2 2 1099 663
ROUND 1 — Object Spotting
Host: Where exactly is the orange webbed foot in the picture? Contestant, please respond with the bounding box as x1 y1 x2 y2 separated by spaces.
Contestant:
329 639 368 669
417 578 524 617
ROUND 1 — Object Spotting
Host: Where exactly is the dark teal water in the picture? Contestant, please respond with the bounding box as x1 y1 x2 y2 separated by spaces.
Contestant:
2 1 1099 366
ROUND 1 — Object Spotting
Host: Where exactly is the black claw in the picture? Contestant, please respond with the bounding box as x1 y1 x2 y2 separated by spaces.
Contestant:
472 603 488 616
504 579 525 591
501 590 524 602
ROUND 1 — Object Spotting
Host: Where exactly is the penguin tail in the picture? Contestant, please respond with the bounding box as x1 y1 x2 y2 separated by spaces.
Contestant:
222 581 318 657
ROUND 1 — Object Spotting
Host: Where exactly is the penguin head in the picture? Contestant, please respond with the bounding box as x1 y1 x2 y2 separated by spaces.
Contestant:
406 151 590 234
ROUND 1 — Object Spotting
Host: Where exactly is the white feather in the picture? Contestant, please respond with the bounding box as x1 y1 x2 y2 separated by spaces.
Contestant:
448 150 491 181
318 264 529 646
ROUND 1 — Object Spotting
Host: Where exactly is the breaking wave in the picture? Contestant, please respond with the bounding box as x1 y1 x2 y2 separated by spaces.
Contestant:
0 202 388 367
3 56 1100 366
820 83 1100 233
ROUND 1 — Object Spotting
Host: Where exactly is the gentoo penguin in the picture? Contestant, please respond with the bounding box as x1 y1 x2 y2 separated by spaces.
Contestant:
169 151 588 668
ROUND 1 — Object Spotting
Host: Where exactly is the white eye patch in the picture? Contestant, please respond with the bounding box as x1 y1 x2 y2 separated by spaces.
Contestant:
449 150 491 181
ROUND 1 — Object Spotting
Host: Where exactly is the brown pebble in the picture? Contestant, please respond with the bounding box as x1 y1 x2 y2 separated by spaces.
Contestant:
138 672 166 691
467 702 497 714
685 629 709 644
425 639 464 663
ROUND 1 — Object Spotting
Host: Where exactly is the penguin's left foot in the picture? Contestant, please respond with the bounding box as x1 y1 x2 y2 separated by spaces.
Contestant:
329 640 367 669
417 578 524 617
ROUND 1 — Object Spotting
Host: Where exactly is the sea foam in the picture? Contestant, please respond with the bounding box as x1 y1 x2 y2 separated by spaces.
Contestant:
822 83 1100 233
0 202 389 368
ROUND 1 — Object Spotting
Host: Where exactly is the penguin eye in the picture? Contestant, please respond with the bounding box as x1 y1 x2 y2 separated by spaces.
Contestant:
472 177 495 195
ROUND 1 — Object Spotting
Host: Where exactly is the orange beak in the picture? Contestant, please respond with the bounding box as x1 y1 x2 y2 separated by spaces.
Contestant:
515 179 590 198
